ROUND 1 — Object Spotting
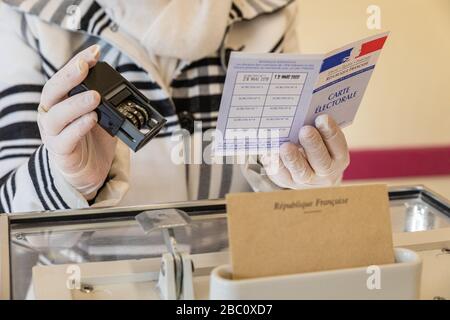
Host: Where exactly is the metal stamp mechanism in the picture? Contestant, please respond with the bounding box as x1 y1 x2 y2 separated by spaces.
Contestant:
69 62 167 152
136 209 194 300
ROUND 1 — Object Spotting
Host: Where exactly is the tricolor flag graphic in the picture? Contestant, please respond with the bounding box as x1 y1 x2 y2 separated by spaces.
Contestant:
320 35 388 73
356 36 388 58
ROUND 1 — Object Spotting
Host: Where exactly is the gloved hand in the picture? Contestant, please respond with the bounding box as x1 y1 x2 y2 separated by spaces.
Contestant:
260 114 350 189
37 45 117 201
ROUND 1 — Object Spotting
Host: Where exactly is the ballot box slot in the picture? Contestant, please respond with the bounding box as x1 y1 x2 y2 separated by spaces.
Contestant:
420 190 450 217
388 189 422 200
8 202 227 228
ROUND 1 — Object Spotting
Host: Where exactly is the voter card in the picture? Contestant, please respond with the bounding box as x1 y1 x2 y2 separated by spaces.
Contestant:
214 32 389 156
214 53 322 156
304 32 389 128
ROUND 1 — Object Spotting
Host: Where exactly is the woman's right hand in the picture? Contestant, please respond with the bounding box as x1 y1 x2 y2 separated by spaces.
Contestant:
37 45 118 201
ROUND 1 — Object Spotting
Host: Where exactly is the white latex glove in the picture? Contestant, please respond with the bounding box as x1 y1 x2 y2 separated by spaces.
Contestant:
37 45 117 201
260 114 350 189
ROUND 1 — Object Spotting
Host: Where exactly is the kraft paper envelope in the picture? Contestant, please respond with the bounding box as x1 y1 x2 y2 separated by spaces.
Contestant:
226 184 395 279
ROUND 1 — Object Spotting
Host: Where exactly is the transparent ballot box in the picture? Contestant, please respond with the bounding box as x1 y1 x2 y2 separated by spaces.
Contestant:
1 185 450 300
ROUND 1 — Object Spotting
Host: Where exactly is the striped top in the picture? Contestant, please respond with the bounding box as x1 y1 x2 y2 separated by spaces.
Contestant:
0 0 298 213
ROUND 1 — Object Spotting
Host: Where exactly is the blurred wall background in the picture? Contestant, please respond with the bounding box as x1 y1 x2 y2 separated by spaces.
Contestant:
296 0 450 149
294 0 450 196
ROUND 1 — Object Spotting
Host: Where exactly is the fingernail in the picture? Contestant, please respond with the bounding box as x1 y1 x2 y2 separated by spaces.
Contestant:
283 151 296 162
91 45 101 59
83 115 92 125
84 113 97 125
78 59 88 73
85 92 97 104
315 114 330 131
280 144 295 162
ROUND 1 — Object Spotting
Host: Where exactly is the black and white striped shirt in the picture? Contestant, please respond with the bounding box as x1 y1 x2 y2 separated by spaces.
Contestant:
0 0 298 213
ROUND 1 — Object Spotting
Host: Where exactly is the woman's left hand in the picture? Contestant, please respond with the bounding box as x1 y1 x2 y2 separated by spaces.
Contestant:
260 114 350 189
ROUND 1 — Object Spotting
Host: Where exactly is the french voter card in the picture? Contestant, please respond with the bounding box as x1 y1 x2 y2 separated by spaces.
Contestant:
304 32 389 128
214 52 322 156
214 32 389 156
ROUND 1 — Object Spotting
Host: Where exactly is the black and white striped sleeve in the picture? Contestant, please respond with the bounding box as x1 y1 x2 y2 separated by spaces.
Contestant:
0 4 89 213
